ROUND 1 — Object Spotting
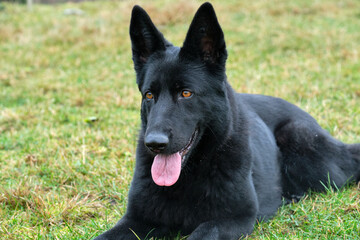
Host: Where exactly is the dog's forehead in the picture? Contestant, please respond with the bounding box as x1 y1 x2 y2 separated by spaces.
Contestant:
146 50 185 82
141 47 209 92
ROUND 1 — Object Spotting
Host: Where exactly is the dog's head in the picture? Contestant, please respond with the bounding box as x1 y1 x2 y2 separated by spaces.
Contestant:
129 2 229 186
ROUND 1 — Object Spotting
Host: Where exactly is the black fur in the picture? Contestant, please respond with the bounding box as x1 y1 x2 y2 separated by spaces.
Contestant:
94 3 360 240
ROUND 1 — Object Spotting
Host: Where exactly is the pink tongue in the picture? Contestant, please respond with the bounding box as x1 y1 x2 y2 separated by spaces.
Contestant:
151 152 181 186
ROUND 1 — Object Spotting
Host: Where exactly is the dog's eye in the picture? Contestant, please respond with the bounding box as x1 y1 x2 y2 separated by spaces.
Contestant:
181 90 193 98
145 92 153 100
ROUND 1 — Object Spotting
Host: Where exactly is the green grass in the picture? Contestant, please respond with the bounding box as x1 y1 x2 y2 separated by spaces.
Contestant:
0 0 359 239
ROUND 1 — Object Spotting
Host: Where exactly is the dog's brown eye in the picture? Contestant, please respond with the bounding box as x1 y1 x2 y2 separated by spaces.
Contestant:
181 90 192 98
145 92 153 100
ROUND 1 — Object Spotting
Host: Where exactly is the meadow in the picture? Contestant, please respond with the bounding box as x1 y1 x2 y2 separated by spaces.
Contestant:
0 0 359 239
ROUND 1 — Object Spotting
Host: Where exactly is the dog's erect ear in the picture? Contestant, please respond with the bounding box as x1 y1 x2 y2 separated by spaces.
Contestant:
180 2 227 66
130 5 167 72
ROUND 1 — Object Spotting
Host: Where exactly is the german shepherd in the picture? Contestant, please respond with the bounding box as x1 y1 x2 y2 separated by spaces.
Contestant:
94 2 360 240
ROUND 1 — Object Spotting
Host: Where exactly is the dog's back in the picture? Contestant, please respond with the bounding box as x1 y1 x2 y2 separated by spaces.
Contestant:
240 93 360 200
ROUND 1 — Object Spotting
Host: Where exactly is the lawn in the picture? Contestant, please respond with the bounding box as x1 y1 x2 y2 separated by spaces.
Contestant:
0 0 359 239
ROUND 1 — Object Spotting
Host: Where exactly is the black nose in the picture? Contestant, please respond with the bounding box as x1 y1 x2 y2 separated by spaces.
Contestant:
144 132 169 153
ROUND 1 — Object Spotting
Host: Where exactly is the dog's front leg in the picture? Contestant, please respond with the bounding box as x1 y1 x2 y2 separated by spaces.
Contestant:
187 216 256 240
93 215 169 240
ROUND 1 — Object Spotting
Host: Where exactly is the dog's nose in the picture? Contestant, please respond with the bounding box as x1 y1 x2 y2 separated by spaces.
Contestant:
145 132 169 153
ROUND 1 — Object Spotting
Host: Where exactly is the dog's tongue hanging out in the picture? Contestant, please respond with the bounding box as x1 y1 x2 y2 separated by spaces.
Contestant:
151 153 182 186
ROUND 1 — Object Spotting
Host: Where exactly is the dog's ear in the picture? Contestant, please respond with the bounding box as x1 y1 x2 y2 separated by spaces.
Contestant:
180 2 227 66
130 5 167 72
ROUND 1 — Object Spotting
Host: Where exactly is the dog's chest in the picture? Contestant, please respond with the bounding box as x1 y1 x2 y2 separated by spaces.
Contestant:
136 174 243 231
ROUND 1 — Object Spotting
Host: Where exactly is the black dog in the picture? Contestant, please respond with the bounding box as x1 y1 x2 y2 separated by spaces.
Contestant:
95 2 360 240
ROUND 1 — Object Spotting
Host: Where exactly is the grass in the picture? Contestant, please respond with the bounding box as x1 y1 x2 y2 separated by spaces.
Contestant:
0 0 359 239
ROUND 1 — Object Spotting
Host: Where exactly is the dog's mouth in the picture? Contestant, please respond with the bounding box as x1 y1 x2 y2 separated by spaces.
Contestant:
179 128 199 161
151 129 199 187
